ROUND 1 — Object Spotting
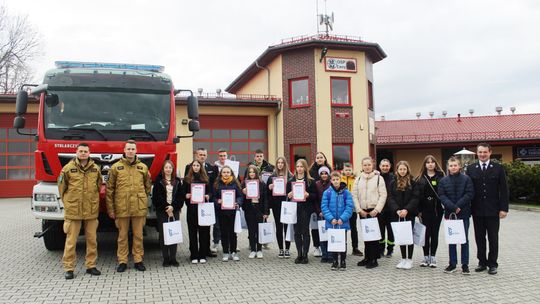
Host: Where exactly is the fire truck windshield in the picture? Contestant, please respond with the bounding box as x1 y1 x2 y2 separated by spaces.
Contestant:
44 90 170 141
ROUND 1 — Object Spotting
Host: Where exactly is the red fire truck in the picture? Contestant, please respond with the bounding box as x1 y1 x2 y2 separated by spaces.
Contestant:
13 61 199 250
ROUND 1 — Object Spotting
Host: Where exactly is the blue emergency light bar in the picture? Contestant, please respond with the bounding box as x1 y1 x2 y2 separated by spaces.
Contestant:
54 61 165 73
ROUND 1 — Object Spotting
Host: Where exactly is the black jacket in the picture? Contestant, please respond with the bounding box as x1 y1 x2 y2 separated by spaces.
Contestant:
417 172 445 217
466 161 509 217
266 172 293 206
243 160 275 180
184 162 218 186
182 174 211 206
241 179 269 215
387 179 419 216
151 175 184 214
380 172 395 213
286 177 319 207
309 163 333 181
438 173 474 218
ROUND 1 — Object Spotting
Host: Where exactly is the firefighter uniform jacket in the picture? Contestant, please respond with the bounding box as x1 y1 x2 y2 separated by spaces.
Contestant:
106 156 152 218
58 158 102 220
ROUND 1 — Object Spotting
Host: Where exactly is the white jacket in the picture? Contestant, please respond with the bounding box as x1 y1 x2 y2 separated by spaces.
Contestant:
351 172 387 213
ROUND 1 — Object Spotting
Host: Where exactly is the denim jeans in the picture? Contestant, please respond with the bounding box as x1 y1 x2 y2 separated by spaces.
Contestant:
449 217 470 266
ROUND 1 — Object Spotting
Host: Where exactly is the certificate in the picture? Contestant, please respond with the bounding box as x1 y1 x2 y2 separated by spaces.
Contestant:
272 177 286 196
246 180 260 199
292 182 306 202
190 183 205 204
221 189 236 210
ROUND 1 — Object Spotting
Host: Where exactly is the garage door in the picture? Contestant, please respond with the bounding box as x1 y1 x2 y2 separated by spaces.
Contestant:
0 113 38 198
193 115 268 177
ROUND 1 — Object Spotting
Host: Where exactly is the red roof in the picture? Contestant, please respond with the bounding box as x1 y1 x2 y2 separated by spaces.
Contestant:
376 113 540 145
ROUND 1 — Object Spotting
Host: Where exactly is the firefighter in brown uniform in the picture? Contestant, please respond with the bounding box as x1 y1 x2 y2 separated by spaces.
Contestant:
58 143 103 279
106 140 152 272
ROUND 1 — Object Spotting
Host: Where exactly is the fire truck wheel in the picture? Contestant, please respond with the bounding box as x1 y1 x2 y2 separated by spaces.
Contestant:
42 220 66 251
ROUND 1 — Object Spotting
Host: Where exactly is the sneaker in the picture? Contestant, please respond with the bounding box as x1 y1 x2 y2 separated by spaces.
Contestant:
444 265 457 273
278 249 285 258
248 251 257 259
357 259 369 267
256 251 263 259
402 259 413 270
420 256 430 267
339 261 347 271
232 252 240 261
313 247 322 257
284 249 291 259
396 259 406 269
366 260 379 269
352 249 364 256
222 253 230 262
191 259 198 264
211 243 218 253
331 261 339 270
462 265 471 275
199 259 207 264
429 256 437 268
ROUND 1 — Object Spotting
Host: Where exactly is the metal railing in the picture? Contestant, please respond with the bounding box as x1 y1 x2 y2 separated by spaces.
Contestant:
176 91 280 101
377 130 540 144
279 34 366 46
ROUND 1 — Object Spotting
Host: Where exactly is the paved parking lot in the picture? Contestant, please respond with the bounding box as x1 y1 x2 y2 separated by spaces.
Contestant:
0 198 538 304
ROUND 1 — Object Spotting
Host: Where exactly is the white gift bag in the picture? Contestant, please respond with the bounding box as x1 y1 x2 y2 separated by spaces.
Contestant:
318 220 328 242
309 213 319 230
197 202 216 226
163 218 183 245
359 217 382 242
285 223 295 242
258 222 276 244
234 210 243 233
413 219 426 247
443 214 466 244
391 220 414 245
327 228 346 252
280 201 297 224
239 208 248 229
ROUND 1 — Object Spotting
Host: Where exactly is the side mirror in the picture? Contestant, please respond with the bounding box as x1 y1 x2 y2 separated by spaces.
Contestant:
188 120 200 132
15 90 28 115
187 95 199 119
13 116 26 129
45 94 59 107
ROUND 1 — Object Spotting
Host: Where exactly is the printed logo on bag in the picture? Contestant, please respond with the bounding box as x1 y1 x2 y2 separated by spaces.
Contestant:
330 235 342 244
447 227 460 236
200 210 210 217
262 229 271 236
321 227 326 233
168 228 179 237
283 207 289 215
364 225 376 233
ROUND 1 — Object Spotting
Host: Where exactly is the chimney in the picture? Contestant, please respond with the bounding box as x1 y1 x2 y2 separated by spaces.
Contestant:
457 113 461 122
416 112 421 119
495 106 503 115
469 109 474 116
380 115 386 121
442 110 448 118
510 106 516 114
429 111 434 118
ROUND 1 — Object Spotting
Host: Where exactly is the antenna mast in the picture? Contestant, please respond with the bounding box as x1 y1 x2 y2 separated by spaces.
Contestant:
316 0 334 36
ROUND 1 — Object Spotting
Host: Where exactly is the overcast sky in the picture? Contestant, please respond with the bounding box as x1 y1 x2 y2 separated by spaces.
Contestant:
4 0 539 120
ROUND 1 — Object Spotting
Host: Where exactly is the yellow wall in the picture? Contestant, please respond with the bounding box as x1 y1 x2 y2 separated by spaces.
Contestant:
0 103 39 113
175 105 278 174
394 148 443 175
313 49 370 164
235 56 284 159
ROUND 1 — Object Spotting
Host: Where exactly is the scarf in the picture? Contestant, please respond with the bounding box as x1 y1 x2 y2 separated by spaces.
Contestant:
221 175 233 185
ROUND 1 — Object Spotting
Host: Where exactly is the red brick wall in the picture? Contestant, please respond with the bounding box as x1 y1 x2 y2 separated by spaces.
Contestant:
331 107 354 144
282 48 317 164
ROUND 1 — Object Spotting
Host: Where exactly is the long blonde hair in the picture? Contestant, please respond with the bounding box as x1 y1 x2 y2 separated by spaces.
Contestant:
294 159 314 184
395 160 413 191
274 156 290 177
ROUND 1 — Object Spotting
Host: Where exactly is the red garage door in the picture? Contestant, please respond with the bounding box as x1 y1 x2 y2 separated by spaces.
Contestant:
0 113 38 198
193 115 268 177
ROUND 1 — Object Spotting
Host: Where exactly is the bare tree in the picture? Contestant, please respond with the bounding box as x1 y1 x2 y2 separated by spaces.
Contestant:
0 5 42 94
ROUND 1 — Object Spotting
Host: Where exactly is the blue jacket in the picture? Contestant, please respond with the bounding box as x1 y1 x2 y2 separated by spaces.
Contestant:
438 173 475 218
321 184 354 230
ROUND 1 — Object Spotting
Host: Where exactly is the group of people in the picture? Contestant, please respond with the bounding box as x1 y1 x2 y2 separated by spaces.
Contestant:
58 141 508 279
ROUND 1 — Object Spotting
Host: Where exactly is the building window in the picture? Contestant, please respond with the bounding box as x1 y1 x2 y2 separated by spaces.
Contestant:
368 80 374 110
0 128 36 181
289 78 309 108
331 77 351 106
290 144 311 167
333 144 352 171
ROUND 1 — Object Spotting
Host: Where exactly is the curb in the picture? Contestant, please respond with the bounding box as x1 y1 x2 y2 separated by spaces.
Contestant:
509 204 540 213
